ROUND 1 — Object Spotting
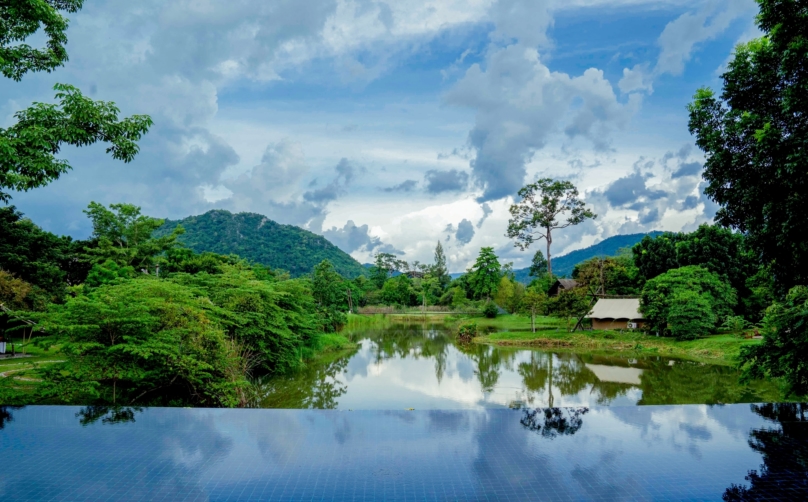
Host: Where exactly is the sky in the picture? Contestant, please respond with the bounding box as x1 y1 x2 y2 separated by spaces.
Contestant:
1 0 760 272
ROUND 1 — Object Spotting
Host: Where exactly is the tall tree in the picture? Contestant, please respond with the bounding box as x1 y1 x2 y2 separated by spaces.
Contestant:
432 241 451 290
370 252 405 289
528 250 548 278
687 0 808 292
0 2 152 202
83 202 183 270
507 179 596 277
467 247 501 301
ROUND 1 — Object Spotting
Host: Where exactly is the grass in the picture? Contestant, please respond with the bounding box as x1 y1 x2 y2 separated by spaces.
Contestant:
318 333 357 352
468 314 761 366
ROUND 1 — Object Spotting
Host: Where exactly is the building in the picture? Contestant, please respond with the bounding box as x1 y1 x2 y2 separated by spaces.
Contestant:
587 298 647 330
548 279 578 297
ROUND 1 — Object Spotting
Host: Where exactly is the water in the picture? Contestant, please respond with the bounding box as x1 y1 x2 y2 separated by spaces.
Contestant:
1 404 805 500
256 322 782 409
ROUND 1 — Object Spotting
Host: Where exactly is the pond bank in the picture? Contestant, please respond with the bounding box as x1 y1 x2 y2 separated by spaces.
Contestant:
436 314 762 366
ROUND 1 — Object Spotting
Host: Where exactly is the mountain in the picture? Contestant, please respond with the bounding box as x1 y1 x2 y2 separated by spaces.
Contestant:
512 231 663 283
157 210 366 278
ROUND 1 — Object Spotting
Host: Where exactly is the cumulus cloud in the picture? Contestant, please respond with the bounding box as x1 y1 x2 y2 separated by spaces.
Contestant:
322 220 402 254
424 169 469 194
671 161 703 179
447 43 640 201
601 170 668 208
303 158 357 203
455 219 475 245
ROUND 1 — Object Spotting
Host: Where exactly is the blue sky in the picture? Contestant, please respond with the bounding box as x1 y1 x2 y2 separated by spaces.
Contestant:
1 0 760 271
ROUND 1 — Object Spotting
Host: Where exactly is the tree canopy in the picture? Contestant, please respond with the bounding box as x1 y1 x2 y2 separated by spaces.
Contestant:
688 0 808 292
467 247 502 301
507 178 595 277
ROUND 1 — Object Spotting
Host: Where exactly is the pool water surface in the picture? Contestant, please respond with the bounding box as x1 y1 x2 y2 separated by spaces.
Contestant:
1 403 806 501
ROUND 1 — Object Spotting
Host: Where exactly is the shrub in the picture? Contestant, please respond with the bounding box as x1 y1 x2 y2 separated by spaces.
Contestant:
667 290 715 340
456 322 478 342
482 302 498 318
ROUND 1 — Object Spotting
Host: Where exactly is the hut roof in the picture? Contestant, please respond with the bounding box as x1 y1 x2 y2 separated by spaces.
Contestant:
588 298 645 320
555 279 578 290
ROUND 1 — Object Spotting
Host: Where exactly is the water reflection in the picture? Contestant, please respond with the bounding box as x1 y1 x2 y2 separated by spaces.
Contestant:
0 404 805 500
257 323 783 409
723 403 808 500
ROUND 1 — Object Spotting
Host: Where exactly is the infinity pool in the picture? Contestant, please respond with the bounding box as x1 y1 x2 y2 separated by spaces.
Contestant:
1 403 805 500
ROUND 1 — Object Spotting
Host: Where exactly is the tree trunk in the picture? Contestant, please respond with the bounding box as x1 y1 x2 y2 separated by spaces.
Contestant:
546 228 553 278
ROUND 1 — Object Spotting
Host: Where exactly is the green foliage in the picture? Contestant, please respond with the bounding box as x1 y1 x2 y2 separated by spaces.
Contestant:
83 202 183 269
632 225 759 316
311 260 348 332
0 0 83 81
31 278 249 407
528 250 548 278
432 241 451 290
573 254 641 296
0 84 153 202
507 178 596 277
0 269 35 310
456 322 478 342
687 2 808 292
84 260 134 288
156 210 366 278
381 274 416 306
171 269 322 373
482 303 498 318
467 247 501 301
668 290 715 341
548 287 590 331
641 266 737 336
370 252 405 289
740 286 808 397
0 205 91 299
163 248 243 275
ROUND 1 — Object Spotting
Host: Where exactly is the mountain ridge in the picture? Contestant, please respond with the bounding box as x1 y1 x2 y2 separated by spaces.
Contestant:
157 209 366 278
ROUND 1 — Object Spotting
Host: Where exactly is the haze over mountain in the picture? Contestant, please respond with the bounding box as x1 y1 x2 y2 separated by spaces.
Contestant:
158 210 366 278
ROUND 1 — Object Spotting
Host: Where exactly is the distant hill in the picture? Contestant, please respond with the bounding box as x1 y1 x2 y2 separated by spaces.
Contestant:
447 232 661 282
158 210 367 278
512 232 662 283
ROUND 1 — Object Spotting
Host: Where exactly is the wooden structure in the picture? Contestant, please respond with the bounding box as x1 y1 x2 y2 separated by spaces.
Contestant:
587 298 646 330
548 279 578 297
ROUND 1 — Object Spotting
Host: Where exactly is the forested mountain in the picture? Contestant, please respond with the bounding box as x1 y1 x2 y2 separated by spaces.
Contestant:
157 210 366 278
511 232 663 283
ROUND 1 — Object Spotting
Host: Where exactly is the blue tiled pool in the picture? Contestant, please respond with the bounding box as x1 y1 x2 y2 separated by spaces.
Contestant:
0 404 805 500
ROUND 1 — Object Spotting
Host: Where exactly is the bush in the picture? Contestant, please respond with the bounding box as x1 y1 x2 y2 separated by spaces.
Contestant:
456 322 478 342
668 290 715 340
482 302 498 318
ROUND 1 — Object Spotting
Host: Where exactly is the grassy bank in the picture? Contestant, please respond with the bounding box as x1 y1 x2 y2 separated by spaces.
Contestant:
455 314 760 366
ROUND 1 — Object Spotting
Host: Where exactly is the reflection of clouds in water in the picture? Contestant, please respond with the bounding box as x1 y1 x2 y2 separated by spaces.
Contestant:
0 405 782 500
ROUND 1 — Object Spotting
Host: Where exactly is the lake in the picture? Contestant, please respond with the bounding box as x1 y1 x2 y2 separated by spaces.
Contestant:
256 321 783 409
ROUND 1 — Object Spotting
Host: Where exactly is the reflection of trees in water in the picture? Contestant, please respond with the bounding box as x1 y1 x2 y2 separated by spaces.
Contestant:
516 352 627 407
253 346 357 409
723 403 808 501
76 406 142 425
364 324 451 367
637 361 783 405
521 407 589 438
0 405 20 429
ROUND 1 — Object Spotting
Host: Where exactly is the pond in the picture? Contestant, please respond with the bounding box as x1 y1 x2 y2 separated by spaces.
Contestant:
256 322 783 409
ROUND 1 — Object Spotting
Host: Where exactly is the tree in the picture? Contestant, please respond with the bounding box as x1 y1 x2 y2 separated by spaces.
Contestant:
507 179 596 277
467 247 501 301
310 260 348 332
519 287 548 333
740 286 808 397
573 254 641 296
0 205 92 298
549 288 590 332
640 266 737 337
432 241 451 290
687 1 808 292
493 276 515 309
83 202 183 270
1 2 152 202
370 252 404 289
528 250 548 278
31 278 250 407
667 290 715 341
